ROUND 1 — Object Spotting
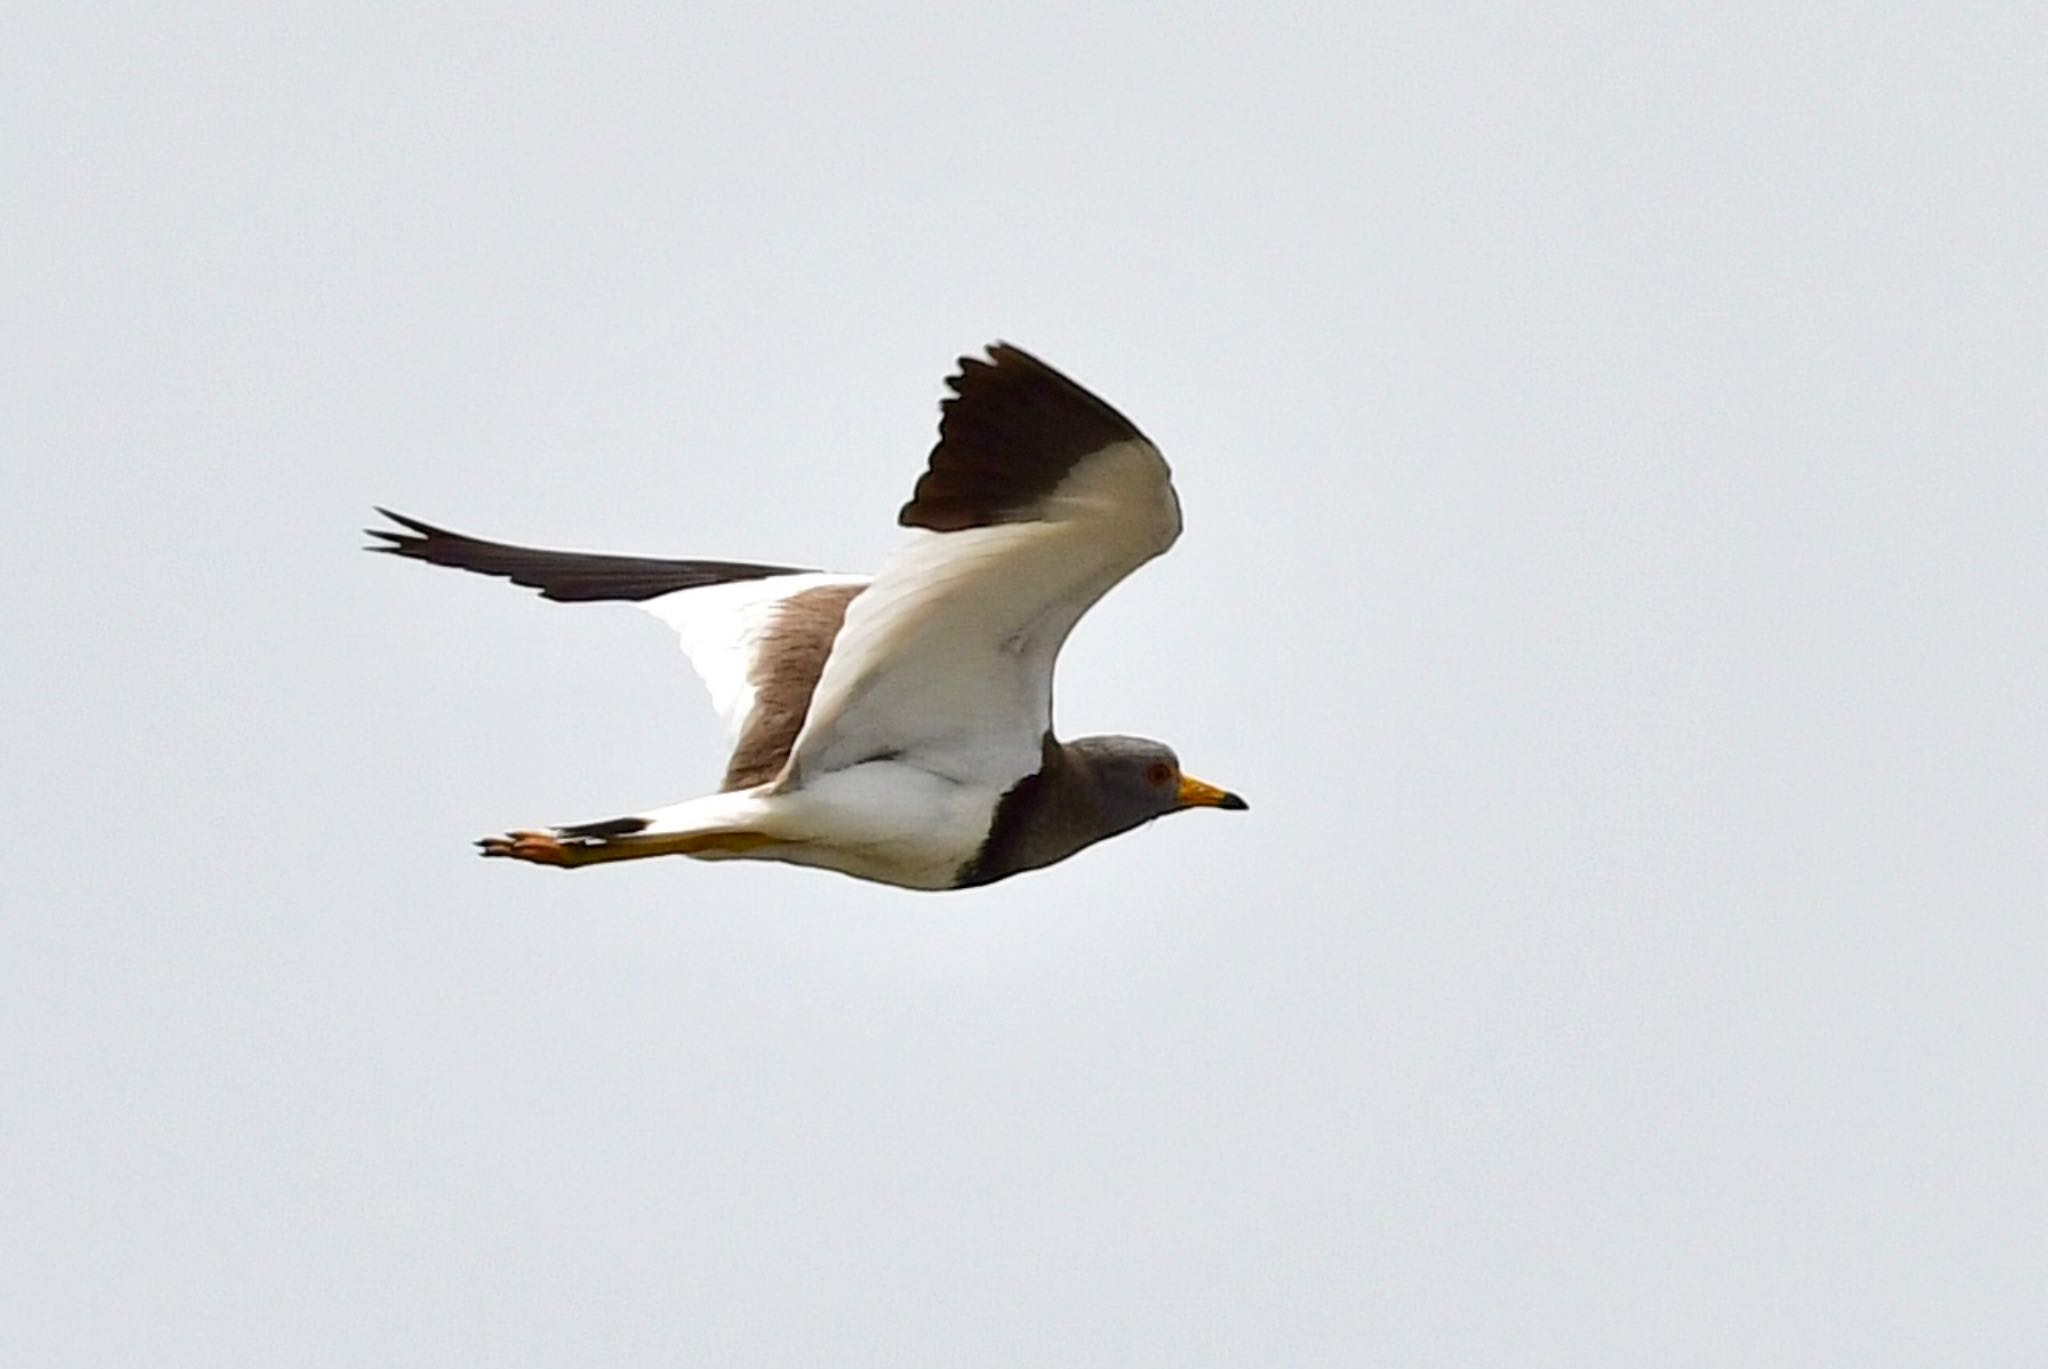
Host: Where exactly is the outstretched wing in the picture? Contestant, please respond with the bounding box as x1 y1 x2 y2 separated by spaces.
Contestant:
366 509 810 602
366 509 866 787
777 344 1181 791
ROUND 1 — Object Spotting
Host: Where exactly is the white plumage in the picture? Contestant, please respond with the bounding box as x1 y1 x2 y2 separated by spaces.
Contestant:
639 572 869 741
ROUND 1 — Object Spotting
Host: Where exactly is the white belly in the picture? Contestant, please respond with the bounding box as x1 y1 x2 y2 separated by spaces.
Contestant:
743 761 1004 891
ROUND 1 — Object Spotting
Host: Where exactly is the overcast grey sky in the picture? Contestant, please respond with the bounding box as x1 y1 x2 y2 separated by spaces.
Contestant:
4 5 2043 1365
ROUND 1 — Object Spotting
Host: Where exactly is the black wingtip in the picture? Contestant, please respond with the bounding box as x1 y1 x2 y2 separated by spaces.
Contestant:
363 524 410 552
363 508 815 601
372 506 439 534
364 508 431 555
902 344 1150 533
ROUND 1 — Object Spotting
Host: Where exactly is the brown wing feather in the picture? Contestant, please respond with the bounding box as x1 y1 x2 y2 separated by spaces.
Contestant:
719 583 864 790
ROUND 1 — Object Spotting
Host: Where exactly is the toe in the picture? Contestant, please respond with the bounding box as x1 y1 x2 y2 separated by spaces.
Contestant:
508 833 572 866
477 831 572 866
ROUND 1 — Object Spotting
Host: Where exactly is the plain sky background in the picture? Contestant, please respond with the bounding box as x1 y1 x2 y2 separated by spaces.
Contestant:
4 5 2043 1365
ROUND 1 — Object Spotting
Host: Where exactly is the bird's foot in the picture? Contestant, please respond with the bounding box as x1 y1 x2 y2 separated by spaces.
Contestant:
477 829 581 867
476 822 776 868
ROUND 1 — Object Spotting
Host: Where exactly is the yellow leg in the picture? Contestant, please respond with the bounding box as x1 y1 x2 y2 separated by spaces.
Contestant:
477 828 778 868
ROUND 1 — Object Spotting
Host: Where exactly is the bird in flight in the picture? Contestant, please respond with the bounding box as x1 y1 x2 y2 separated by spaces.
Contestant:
368 343 1246 890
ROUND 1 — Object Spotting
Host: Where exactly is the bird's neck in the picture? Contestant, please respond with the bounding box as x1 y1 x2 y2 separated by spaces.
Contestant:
955 737 1100 887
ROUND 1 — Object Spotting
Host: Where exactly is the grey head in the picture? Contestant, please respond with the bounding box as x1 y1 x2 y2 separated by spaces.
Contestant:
956 734 1248 887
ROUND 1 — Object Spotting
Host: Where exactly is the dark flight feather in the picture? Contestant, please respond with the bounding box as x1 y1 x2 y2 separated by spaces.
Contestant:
898 344 1152 533
365 508 812 603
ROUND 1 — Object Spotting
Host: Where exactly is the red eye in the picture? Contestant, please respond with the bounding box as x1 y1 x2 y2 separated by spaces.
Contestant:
1145 761 1174 788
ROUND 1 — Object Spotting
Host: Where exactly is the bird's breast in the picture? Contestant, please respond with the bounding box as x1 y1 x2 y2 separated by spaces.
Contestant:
768 760 1006 890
